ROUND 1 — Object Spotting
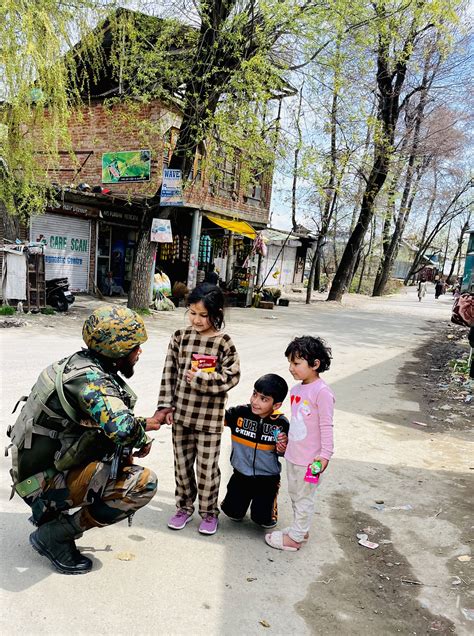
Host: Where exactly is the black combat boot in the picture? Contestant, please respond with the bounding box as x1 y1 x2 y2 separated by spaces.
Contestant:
29 514 92 574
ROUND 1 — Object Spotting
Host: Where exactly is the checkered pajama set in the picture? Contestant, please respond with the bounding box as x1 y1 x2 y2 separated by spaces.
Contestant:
158 327 240 517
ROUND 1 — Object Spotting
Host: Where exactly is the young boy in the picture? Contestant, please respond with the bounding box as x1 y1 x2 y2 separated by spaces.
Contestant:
220 374 289 528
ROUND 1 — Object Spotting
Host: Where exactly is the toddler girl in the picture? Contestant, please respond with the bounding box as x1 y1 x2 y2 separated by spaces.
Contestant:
265 335 334 551
158 283 240 535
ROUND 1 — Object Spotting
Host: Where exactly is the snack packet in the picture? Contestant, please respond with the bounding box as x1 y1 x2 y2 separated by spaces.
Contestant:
191 354 217 372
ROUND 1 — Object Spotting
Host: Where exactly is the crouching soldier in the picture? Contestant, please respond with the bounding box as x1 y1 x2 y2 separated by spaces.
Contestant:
6 306 170 575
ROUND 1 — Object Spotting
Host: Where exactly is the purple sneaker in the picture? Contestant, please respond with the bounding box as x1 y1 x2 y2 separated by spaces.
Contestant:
198 515 218 535
168 509 193 530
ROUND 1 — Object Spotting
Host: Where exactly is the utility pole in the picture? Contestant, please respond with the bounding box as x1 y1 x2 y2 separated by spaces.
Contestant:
187 208 202 289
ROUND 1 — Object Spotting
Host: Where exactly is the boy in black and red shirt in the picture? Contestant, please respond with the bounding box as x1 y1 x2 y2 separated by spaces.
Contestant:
221 374 289 529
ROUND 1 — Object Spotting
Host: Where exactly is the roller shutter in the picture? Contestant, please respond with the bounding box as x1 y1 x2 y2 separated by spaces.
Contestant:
30 213 91 292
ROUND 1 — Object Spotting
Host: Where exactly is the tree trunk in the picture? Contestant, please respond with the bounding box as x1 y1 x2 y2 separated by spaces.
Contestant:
291 85 304 232
373 56 434 296
328 9 418 301
2 201 20 241
447 217 471 283
128 0 245 309
307 44 341 302
372 172 399 294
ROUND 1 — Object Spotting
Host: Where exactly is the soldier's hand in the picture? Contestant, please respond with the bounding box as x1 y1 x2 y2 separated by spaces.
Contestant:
133 442 152 458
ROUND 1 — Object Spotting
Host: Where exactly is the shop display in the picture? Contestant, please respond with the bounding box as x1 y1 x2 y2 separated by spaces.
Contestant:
157 235 190 263
199 234 212 264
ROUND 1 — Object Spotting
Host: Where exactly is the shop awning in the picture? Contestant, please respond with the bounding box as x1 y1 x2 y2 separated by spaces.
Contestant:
206 215 257 239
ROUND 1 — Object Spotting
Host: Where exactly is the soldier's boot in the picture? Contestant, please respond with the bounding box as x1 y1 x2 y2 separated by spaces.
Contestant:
29 514 92 575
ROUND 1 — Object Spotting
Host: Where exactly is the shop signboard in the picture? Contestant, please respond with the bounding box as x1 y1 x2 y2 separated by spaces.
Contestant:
160 169 183 206
102 150 151 183
30 213 91 292
150 218 173 243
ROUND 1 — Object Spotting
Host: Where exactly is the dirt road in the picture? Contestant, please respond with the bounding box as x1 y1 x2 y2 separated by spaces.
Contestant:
0 285 472 635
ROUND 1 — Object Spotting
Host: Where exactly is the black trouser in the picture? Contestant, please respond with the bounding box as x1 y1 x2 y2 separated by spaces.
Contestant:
220 469 280 526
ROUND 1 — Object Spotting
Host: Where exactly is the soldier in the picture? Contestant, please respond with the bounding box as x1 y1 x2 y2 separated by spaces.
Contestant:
6 306 170 575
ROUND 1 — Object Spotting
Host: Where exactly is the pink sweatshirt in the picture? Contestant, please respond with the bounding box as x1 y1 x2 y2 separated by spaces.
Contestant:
284 377 335 466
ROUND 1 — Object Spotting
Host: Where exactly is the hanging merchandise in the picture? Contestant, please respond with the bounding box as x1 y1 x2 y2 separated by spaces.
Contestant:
253 232 268 257
199 234 212 265
212 236 229 259
172 235 180 262
243 231 267 268
159 240 176 261
181 235 190 262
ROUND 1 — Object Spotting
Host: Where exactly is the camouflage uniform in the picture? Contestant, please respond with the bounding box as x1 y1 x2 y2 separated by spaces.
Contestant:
7 306 157 574
14 350 157 531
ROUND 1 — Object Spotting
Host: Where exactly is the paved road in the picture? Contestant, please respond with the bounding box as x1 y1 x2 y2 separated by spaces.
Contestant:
1 286 471 635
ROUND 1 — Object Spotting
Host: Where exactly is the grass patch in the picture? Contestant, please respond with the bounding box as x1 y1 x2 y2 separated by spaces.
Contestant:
448 357 470 376
135 308 151 316
40 307 56 315
0 305 16 315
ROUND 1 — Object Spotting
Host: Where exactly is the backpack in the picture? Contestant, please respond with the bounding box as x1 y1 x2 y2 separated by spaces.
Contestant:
451 293 474 327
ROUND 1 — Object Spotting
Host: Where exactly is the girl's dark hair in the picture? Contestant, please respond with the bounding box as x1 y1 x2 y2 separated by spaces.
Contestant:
186 283 225 330
285 336 332 372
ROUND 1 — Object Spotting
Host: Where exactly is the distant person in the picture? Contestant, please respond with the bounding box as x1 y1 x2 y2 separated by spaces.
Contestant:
103 271 125 296
265 336 334 552
204 264 219 286
435 279 445 299
220 374 289 529
157 283 240 535
417 279 427 302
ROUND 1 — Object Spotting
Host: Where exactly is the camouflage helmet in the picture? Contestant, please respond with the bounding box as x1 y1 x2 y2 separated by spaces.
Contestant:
82 305 148 358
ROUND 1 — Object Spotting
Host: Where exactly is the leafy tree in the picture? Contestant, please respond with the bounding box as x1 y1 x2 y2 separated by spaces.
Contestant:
328 0 462 301
0 0 114 222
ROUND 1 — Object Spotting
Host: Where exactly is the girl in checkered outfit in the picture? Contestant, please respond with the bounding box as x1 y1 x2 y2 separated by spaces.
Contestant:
158 283 240 535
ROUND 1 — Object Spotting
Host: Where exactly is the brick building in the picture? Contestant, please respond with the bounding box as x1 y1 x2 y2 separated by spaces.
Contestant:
25 9 275 300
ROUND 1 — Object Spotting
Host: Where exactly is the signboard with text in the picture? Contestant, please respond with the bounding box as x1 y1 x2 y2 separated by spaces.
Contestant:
151 218 173 243
160 169 184 206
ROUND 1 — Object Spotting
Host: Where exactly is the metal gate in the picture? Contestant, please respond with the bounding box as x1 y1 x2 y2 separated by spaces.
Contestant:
30 213 91 292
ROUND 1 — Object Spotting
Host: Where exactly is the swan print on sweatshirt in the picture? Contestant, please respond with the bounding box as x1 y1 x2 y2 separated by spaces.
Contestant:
285 378 335 466
288 397 311 441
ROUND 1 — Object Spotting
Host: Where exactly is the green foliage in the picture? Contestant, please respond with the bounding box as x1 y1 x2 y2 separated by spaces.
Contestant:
0 305 16 315
0 1 117 217
448 357 469 375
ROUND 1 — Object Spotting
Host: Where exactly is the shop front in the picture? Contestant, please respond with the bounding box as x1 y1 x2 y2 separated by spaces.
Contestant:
154 209 260 306
97 207 142 294
30 211 93 292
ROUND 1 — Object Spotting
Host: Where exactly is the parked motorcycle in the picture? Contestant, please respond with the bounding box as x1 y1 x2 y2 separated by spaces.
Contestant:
46 278 75 312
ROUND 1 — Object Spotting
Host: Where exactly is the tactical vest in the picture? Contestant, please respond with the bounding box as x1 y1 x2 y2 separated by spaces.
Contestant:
6 352 137 492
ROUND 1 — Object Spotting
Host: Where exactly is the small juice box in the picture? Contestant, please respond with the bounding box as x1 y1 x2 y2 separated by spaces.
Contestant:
304 464 320 484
